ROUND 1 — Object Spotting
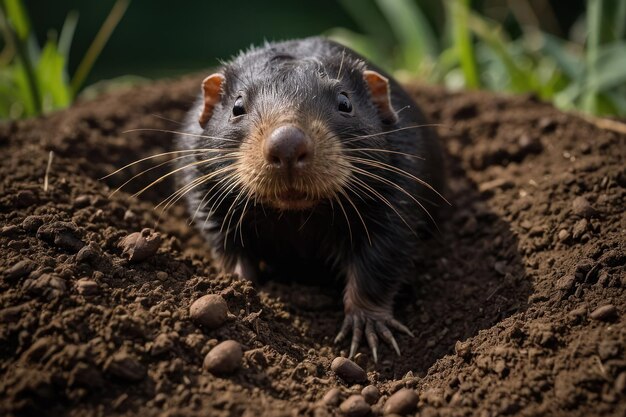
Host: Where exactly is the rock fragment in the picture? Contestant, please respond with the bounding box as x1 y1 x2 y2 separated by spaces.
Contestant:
383 388 419 415
118 228 161 262
203 340 242 375
572 196 596 218
339 395 370 417
190 294 229 329
361 385 380 404
320 388 342 406
331 357 368 384
590 304 618 321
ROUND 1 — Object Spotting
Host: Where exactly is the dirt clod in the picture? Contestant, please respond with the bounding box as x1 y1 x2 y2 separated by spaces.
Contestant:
118 228 161 262
331 357 368 384
189 294 229 329
203 340 243 375
339 395 370 417
4 259 36 281
104 352 146 382
572 196 597 218
23 273 66 299
321 388 343 406
361 385 380 404
383 388 419 415
36 221 85 252
589 304 618 321
75 278 98 295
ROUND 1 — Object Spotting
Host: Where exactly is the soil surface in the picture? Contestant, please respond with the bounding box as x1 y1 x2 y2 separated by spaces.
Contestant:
0 75 624 417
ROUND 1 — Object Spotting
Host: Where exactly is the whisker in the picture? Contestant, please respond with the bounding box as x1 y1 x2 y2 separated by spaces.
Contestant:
343 155 450 205
122 128 240 143
338 188 372 246
343 148 425 160
348 174 416 236
131 153 240 199
333 194 353 247
109 153 204 198
348 164 438 233
150 113 185 125
101 149 218 180
342 124 448 144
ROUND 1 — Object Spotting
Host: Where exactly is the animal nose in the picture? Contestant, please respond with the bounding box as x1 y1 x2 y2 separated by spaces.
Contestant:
263 125 312 170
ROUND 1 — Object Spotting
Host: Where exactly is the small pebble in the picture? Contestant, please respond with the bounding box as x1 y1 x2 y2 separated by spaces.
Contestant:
361 385 380 404
557 229 570 242
590 304 618 321
572 196 597 218
203 340 243 375
383 388 419 415
118 228 161 262
331 357 368 384
156 271 168 281
321 388 342 406
190 294 229 329
339 395 370 417
104 352 146 381
76 278 99 295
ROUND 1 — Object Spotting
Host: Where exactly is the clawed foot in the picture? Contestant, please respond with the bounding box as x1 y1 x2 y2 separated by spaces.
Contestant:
334 310 414 363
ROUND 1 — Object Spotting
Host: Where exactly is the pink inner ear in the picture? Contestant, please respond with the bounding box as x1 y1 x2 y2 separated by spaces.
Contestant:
363 70 398 125
199 73 225 127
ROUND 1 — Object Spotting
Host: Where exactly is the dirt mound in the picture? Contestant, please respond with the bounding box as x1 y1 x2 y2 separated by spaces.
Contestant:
0 76 624 417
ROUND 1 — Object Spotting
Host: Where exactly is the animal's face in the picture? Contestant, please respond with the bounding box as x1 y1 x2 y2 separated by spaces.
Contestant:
191 53 398 211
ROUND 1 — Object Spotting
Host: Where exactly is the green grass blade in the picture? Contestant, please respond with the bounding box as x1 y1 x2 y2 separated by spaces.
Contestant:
0 1 41 114
70 0 130 96
58 11 79 60
588 41 626 90
468 12 533 92
447 0 479 88
37 40 71 111
583 0 602 113
375 0 438 73
3 0 29 39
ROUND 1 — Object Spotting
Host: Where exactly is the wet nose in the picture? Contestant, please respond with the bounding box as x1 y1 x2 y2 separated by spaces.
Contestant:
263 125 313 170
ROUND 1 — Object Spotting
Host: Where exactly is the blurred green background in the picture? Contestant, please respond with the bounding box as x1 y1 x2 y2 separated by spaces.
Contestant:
1 0 625 119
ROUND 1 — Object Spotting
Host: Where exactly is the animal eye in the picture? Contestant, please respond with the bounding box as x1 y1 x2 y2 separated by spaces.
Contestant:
232 96 246 117
337 93 352 113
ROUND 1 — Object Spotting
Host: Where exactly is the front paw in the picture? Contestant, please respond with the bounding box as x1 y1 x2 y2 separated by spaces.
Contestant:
334 309 414 363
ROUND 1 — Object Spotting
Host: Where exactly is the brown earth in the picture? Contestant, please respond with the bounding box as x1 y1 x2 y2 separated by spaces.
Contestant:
0 75 625 417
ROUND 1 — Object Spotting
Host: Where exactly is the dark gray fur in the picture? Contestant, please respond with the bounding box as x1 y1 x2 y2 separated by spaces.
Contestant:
177 37 444 334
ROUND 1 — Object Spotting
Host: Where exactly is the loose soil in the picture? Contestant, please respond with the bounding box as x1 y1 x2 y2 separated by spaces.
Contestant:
0 75 624 417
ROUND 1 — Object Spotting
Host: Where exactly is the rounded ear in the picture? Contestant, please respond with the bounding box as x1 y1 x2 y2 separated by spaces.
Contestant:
198 73 226 127
363 70 399 125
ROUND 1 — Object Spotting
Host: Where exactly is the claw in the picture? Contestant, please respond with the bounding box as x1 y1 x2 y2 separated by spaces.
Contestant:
334 315 352 344
365 319 379 363
388 318 415 337
349 315 364 359
376 321 401 356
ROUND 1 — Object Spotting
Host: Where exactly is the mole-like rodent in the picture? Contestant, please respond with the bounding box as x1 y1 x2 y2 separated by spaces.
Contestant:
177 37 446 361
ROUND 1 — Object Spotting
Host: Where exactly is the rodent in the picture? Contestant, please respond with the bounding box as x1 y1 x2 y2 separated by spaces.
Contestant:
176 37 446 361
